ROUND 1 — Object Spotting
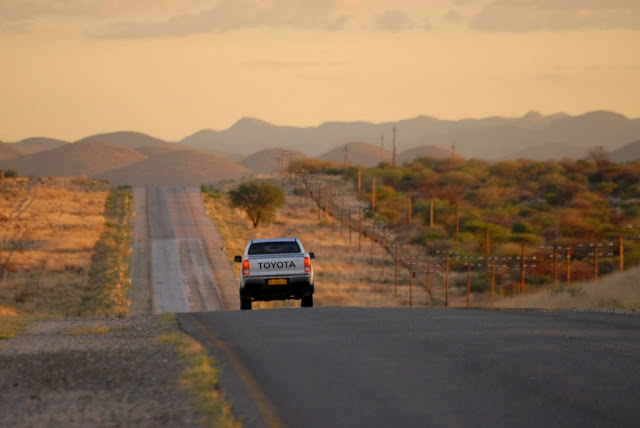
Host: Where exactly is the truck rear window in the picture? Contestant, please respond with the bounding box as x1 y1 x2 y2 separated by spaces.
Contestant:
248 242 301 255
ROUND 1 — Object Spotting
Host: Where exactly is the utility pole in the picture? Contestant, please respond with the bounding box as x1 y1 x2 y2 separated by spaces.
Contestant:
392 125 397 167
343 144 350 182
455 204 460 252
485 228 491 260
371 175 376 212
380 134 385 163
429 196 434 227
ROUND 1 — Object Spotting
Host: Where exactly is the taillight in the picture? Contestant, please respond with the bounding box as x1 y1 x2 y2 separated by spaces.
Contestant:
243 259 250 276
304 256 311 273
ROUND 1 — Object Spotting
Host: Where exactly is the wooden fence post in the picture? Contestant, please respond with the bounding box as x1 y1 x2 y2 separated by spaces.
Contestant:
445 253 450 308
466 259 471 309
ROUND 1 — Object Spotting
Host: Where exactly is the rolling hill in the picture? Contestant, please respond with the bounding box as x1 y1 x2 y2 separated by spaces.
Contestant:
318 142 392 167
397 145 451 164
0 142 22 160
76 131 175 151
178 111 640 161
610 140 640 163
0 141 147 177
98 149 250 186
11 137 69 155
240 148 308 174
503 142 585 161
6 110 639 185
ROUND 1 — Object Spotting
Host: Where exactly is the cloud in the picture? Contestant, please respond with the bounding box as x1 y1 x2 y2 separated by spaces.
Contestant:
535 73 565 81
0 0 206 34
240 59 337 69
373 9 432 33
442 9 463 23
95 0 355 39
470 0 640 32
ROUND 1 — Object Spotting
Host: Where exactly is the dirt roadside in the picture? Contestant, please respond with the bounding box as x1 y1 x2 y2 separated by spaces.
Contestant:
0 316 205 427
0 186 236 427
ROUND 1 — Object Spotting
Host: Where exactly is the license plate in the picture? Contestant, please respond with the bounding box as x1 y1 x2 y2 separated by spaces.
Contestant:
268 278 287 285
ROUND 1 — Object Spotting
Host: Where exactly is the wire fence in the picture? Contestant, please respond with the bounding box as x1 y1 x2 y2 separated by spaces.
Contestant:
293 172 637 308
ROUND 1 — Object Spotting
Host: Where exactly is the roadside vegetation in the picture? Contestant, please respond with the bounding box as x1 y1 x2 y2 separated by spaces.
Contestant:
206 151 640 310
0 177 112 338
157 313 241 428
1 178 239 427
0 179 136 327
293 154 640 278
203 177 420 309
80 185 134 317
228 180 285 228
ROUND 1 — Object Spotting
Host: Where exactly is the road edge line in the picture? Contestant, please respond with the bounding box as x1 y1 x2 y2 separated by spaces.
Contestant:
180 313 285 428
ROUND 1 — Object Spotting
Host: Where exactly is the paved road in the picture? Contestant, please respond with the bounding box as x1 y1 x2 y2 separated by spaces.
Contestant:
178 307 640 428
131 187 235 314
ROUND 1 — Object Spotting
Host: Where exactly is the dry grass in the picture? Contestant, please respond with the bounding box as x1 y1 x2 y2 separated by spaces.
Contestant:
204 176 461 309
80 185 134 317
157 313 241 428
495 267 640 310
205 174 640 311
0 177 134 338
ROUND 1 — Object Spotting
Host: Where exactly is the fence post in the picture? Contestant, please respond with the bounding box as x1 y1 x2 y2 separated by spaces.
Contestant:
381 234 386 278
566 248 572 284
466 259 471 309
520 243 525 293
553 247 558 286
491 259 495 303
369 227 375 264
619 235 624 271
425 266 431 306
409 256 413 308
394 246 398 298
348 208 352 245
358 208 362 251
445 253 450 308
594 244 599 281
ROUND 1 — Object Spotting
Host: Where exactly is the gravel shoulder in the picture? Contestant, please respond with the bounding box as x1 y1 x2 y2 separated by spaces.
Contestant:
0 315 205 427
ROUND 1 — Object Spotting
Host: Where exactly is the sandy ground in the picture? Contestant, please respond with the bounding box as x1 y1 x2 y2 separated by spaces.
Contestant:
0 186 237 427
0 316 205 427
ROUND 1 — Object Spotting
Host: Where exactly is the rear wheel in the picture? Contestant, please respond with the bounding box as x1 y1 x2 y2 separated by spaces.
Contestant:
301 295 313 308
240 298 252 310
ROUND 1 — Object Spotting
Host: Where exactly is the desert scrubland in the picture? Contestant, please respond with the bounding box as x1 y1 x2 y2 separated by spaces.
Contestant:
205 175 640 312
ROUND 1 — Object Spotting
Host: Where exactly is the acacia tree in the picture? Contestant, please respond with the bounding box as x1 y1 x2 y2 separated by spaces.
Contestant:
228 180 285 228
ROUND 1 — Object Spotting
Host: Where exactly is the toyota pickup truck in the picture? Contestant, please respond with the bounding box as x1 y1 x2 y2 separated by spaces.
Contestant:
234 238 315 310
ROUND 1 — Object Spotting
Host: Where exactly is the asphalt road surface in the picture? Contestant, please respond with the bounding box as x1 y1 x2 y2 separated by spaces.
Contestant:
131 187 236 314
130 186 640 427
178 307 640 428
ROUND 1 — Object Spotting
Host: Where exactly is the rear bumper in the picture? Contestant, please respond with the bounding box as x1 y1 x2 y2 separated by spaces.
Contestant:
240 276 314 302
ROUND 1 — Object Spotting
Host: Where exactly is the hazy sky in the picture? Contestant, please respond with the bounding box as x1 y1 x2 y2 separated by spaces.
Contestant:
1 0 639 142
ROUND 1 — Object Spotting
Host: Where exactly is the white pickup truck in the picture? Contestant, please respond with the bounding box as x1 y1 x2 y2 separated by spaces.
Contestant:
234 238 315 310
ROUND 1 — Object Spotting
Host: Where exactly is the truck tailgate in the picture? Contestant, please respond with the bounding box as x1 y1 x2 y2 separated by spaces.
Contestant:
248 254 306 277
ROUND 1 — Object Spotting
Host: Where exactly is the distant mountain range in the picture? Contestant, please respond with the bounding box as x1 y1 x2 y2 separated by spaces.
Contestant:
176 110 640 160
1 110 639 185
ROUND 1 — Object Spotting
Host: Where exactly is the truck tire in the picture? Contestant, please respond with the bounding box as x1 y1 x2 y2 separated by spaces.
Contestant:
301 295 313 308
240 298 252 310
